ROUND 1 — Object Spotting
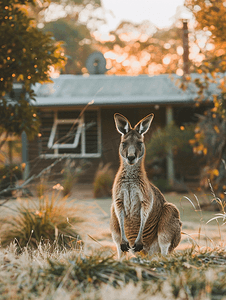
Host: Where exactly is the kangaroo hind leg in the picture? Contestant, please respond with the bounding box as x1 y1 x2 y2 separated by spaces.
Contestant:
158 203 182 256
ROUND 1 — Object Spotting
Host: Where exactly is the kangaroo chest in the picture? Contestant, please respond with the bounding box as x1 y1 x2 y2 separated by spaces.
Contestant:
120 181 143 216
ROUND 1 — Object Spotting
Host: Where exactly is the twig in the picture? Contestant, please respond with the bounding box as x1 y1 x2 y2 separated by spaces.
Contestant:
0 199 10 206
87 234 105 247
0 156 64 196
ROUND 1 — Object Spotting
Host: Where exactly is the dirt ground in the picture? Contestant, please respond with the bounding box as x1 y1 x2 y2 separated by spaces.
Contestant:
0 183 225 254
69 184 226 253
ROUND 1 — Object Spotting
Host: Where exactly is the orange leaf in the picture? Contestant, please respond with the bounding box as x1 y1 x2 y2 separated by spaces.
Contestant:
213 169 219 176
203 148 207 155
214 125 220 133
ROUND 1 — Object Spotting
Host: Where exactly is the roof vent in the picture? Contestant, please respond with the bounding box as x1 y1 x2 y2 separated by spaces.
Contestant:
86 51 107 74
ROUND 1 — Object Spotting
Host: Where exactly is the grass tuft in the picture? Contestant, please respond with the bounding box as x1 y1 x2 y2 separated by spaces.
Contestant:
0 187 82 249
0 244 226 299
93 163 114 198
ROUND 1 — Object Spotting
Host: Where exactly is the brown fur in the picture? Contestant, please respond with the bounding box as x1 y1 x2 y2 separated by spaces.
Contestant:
110 113 182 258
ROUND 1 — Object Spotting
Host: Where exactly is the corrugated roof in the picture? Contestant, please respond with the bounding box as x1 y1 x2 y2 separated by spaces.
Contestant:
32 74 198 107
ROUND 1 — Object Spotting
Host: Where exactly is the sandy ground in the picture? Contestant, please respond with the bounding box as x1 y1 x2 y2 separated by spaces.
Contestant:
0 183 225 255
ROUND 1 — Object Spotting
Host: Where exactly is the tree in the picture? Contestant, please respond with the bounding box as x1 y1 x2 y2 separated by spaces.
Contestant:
43 17 95 74
39 0 103 74
184 0 226 199
96 20 193 76
0 0 66 141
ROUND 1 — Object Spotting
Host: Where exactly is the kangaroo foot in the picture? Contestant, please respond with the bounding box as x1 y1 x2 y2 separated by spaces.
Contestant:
120 241 130 252
132 242 143 252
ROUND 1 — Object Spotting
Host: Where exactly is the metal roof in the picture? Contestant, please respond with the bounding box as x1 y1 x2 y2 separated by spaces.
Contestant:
31 74 198 107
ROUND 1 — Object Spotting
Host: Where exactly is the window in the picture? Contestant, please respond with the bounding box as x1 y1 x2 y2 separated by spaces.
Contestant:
40 109 101 158
48 118 83 150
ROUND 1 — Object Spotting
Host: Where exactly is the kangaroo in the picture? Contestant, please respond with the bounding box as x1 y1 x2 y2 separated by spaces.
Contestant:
110 113 182 259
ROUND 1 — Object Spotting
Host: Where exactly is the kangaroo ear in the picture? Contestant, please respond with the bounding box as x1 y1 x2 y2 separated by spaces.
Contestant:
114 113 132 135
134 114 154 135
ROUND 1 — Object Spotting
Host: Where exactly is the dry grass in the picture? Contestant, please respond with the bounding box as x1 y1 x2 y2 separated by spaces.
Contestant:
93 163 114 198
1 184 226 299
0 242 226 299
0 185 83 249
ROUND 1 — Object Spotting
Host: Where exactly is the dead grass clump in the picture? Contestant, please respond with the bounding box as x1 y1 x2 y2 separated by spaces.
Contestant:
0 185 82 249
36 181 48 198
0 244 226 299
93 163 114 198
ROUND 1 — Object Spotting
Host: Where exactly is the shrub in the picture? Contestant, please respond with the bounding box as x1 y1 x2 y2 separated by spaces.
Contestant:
61 159 87 196
0 184 82 249
62 169 75 196
152 178 172 192
93 163 114 198
36 179 48 198
0 164 22 196
191 110 226 199
146 123 200 181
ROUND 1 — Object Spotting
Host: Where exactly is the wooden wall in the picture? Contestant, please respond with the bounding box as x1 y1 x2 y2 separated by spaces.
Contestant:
28 104 203 184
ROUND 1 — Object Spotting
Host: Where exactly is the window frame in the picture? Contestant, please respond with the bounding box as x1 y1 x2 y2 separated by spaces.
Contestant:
48 117 83 149
40 109 101 158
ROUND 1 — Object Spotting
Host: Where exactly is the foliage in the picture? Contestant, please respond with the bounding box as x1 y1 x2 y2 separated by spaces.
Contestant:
41 0 103 74
146 123 198 180
97 20 197 76
0 244 226 299
36 180 48 198
0 0 66 141
184 0 226 197
43 17 95 74
190 110 226 198
151 178 172 193
0 186 82 248
93 163 114 198
46 0 101 6
185 0 226 78
0 164 22 196
62 169 75 197
185 0 226 73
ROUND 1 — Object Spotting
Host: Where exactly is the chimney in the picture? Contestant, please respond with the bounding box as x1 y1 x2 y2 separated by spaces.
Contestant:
182 20 189 75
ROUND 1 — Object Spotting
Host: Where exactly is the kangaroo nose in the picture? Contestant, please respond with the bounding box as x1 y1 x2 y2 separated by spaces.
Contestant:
128 155 135 163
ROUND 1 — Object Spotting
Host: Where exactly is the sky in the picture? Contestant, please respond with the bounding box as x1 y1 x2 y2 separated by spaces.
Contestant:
45 0 191 34
100 0 187 32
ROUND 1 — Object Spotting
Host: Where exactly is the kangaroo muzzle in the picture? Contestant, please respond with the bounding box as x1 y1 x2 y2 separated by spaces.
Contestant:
127 146 137 165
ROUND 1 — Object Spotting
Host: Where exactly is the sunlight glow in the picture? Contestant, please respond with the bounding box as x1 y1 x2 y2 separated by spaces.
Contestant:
116 54 128 63
104 51 117 60
163 56 171 65
93 32 116 42
206 43 215 51
177 46 184 55
164 43 171 49
148 63 164 75
176 68 183 76
49 66 60 78
101 0 185 32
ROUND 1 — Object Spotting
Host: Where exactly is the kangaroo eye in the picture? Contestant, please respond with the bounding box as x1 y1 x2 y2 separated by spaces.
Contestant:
122 142 127 149
137 142 143 148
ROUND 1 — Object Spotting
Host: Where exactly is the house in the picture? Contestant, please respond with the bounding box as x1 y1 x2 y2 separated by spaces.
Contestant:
28 74 210 184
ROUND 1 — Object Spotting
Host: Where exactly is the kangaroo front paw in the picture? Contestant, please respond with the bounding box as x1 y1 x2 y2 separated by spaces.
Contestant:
132 242 143 252
120 241 130 252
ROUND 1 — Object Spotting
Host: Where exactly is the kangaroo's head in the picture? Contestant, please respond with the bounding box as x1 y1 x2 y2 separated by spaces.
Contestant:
114 113 154 166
